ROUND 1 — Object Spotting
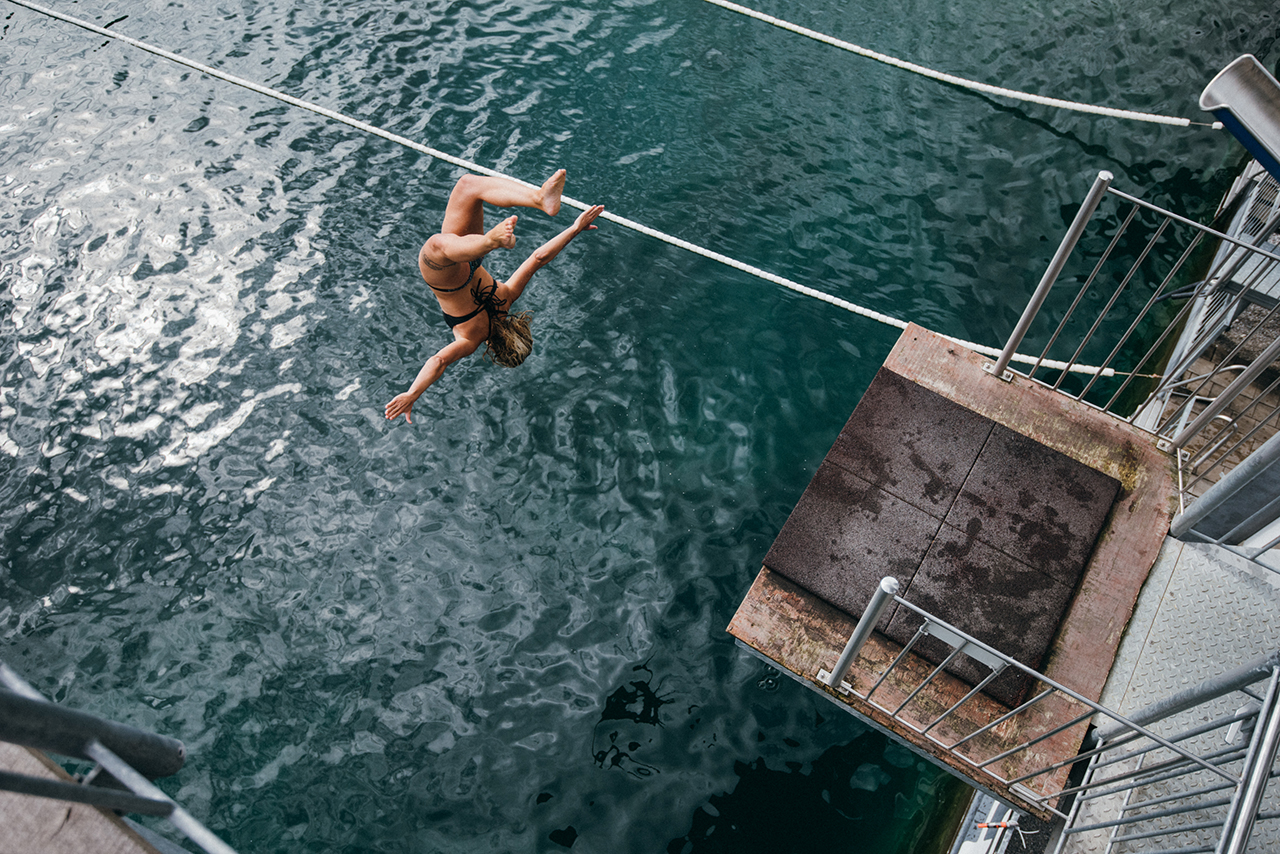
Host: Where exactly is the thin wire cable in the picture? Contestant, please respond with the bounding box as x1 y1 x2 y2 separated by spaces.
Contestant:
6 0 1117 375
701 0 1223 130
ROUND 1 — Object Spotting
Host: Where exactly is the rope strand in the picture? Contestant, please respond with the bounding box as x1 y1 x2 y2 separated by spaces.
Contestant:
700 0 1222 130
4 0 1115 376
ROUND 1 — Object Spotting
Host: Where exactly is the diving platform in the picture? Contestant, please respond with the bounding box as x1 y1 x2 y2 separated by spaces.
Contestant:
728 325 1177 818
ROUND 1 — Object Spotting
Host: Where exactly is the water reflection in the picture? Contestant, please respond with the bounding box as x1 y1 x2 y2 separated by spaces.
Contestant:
1 1 1272 853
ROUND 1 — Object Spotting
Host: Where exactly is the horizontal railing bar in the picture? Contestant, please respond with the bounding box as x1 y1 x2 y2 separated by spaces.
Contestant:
0 769 174 816
1105 186 1280 266
1117 765 1279 816
892 643 965 716
1245 529 1280 560
1095 231 1207 409
1078 747 1248 803
1090 707 1256 773
1158 296 1280 439
1173 532 1280 577
866 626 923 700
1085 747 1244 793
1093 650 1280 743
994 708 1097 776
888 597 1240 783
1217 490 1280 546
1038 202 1137 385
922 668 1006 735
1064 795 1232 835
1184 387 1280 494
1071 217 1171 397
1009 726 1184 793
1119 778 1239 813
1109 817 1225 843
949 688 1055 749
1170 325 1280 449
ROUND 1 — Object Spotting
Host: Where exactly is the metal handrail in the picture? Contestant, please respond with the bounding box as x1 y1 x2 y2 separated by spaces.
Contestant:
0 661 238 854
821 577 1280 852
822 579 1240 794
994 168 1280 568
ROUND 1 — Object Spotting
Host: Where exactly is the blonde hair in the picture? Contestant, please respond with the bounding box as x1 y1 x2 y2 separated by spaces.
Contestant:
484 310 533 368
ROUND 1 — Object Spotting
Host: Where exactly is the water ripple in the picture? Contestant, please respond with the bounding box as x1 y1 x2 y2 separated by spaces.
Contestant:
1 1 1271 852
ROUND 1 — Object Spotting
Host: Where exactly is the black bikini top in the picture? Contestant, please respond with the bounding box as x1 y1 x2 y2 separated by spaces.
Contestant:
428 258 481 293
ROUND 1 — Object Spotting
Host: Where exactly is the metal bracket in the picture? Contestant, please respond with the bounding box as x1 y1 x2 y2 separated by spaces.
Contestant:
982 362 1015 382
921 621 1008 672
816 669 854 695
1009 782 1049 806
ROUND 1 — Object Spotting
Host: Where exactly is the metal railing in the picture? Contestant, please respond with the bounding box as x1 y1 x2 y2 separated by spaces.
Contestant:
989 167 1280 568
820 578 1280 852
1058 653 1280 854
0 660 238 854
992 169 1280 466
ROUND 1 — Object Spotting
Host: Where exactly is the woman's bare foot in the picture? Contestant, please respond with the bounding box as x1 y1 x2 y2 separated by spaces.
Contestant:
539 169 566 216
487 215 518 249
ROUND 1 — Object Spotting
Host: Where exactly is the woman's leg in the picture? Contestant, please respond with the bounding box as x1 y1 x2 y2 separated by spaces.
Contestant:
440 170 566 235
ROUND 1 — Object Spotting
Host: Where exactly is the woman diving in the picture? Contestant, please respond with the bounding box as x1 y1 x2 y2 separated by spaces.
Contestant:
384 169 605 423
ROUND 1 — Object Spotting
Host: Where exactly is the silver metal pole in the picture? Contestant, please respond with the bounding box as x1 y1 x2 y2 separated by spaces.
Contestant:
1091 650 1280 744
1169 332 1280 450
1170 427 1280 537
990 170 1113 379
0 688 186 779
0 769 173 816
820 576 898 689
86 741 239 854
0 660 238 854
1220 668 1280 854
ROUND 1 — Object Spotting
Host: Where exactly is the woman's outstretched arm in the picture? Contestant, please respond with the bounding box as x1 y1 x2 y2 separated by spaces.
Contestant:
499 205 605 304
385 336 482 423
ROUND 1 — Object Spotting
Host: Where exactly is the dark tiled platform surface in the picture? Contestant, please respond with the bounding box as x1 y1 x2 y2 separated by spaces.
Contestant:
764 365 1121 706
827 368 995 515
947 425 1121 586
763 459 942 628
884 527 1082 706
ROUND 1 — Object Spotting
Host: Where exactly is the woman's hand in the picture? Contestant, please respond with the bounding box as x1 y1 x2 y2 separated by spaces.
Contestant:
385 391 419 423
384 341 480 424
573 204 605 235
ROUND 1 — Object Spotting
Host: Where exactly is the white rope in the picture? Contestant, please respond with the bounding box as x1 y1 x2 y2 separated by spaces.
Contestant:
701 0 1223 131
5 0 1114 376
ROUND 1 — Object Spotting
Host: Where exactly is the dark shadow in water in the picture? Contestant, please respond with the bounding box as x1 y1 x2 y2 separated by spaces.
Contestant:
548 825 578 849
591 661 670 778
928 76 1241 206
666 730 968 854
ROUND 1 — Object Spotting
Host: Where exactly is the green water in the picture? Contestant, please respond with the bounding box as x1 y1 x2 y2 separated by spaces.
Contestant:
0 1 1273 851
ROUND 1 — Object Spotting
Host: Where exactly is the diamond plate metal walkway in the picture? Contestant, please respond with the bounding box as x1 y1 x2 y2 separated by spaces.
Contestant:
1060 538 1280 854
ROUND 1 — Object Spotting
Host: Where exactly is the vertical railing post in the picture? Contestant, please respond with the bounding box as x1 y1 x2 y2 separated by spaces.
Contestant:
820 576 899 689
988 170 1114 380
1220 668 1280 854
